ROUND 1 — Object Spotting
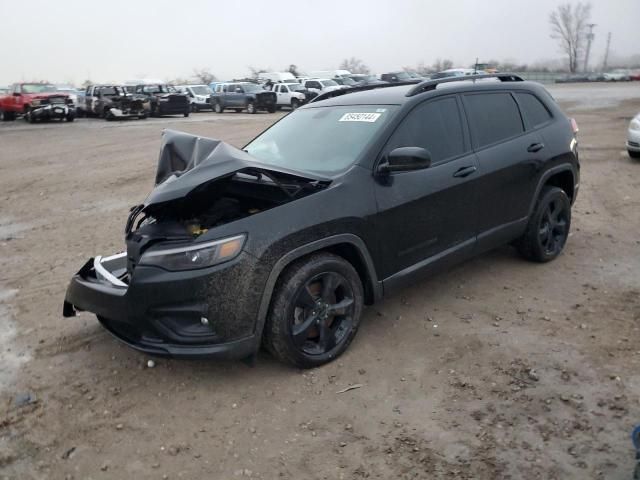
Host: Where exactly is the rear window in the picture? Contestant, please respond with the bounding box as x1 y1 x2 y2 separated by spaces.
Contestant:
464 93 524 148
515 92 552 128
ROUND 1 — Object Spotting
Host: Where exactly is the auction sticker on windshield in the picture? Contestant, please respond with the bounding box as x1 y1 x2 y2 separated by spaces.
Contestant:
339 112 382 122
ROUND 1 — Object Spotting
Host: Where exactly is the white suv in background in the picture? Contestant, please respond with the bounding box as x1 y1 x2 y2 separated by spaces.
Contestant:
175 85 213 112
272 83 306 110
302 79 342 94
627 113 640 158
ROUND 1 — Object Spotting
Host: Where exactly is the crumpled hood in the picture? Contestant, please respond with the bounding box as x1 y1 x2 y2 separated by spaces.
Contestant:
144 129 329 207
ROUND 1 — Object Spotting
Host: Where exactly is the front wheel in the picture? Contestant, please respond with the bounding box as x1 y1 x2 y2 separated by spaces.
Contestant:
214 102 224 113
263 253 364 368
246 102 256 114
183 111 189 117
516 186 571 262
191 103 198 113
65 114 75 122
291 98 300 110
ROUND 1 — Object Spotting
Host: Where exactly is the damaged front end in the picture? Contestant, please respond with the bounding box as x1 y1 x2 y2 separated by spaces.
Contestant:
106 95 149 119
63 130 330 358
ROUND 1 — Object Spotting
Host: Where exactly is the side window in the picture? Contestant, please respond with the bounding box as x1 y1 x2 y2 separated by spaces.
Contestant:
14 84 21 94
281 85 288 92
274 85 281 93
464 93 524 148
386 97 467 164
515 92 552 129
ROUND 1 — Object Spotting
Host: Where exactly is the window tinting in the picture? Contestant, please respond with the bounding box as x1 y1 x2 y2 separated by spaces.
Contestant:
464 93 524 148
387 97 466 164
515 93 552 128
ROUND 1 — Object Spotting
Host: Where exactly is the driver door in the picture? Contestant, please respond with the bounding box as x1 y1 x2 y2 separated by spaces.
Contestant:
373 95 479 282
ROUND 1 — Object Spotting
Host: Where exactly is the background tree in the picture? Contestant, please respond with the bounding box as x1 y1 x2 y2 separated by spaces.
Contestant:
248 66 268 80
431 58 454 72
287 64 300 77
339 57 370 74
192 68 217 84
81 79 92 89
549 2 592 73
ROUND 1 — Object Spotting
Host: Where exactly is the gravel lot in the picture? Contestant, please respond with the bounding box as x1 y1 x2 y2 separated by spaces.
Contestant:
1 83 639 479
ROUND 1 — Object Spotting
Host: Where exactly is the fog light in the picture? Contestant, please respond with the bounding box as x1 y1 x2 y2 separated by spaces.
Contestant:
200 317 209 326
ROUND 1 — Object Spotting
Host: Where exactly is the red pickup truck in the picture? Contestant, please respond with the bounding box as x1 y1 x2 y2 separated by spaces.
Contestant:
0 83 76 122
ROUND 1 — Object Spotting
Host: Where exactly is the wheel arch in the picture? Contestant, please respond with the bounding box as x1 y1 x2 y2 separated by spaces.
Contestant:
254 234 382 339
528 164 577 216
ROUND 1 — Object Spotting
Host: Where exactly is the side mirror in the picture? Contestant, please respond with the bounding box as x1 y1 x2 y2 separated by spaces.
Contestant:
378 147 432 174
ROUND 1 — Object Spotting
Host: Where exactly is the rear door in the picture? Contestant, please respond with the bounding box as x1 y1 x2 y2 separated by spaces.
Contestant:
461 91 542 238
373 95 479 279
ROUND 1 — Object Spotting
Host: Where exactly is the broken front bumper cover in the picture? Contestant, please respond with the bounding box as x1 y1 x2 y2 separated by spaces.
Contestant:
31 104 74 119
63 252 260 359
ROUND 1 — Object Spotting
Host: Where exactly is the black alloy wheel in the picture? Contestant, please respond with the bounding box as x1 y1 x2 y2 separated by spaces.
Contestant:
264 253 363 368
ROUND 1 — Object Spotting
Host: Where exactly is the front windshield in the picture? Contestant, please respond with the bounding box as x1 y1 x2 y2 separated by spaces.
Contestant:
337 78 356 85
320 80 338 87
394 72 411 80
99 86 123 96
245 105 398 174
22 84 57 94
192 86 211 95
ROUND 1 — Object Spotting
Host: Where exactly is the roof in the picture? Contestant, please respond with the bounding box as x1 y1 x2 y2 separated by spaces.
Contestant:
305 74 539 108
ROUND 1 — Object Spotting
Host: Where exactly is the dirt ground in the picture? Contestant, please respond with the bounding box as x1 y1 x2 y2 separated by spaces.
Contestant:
1 83 639 480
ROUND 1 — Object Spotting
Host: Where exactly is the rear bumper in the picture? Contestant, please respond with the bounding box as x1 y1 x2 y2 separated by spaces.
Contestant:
63 251 265 359
157 102 189 115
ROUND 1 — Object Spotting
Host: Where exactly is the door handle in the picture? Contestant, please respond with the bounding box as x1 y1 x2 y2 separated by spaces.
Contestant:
527 143 545 153
453 166 477 178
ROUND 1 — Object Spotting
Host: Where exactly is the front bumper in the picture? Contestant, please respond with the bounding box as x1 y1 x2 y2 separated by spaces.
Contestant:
63 251 264 358
31 104 75 120
627 128 640 152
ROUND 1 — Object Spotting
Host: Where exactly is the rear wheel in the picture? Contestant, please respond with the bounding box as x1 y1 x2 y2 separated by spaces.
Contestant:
629 150 640 159
246 102 256 114
0 109 14 121
263 253 364 368
267 105 276 113
516 186 571 262
214 102 224 113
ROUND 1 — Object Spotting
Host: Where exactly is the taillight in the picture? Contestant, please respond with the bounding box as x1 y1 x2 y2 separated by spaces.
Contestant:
570 118 579 134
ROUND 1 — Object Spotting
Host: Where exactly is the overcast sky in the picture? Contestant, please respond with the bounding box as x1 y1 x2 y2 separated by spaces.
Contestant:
1 0 638 86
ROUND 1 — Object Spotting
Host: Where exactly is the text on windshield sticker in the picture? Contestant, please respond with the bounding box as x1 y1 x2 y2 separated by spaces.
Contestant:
339 112 382 123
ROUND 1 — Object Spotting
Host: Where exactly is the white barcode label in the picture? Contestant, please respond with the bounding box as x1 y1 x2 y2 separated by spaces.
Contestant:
339 112 382 123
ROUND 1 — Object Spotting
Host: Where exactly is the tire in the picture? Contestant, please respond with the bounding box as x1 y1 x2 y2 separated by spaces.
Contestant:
183 111 189 117
25 108 36 123
0 109 13 121
214 102 224 114
516 186 571 262
104 108 114 121
139 113 147 120
191 103 198 113
246 102 256 114
235 109 243 113
629 150 640 159
65 114 75 122
291 98 300 110
263 253 364 368
267 105 276 113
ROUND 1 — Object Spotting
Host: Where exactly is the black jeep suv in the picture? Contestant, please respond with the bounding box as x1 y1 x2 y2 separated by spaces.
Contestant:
63 74 579 369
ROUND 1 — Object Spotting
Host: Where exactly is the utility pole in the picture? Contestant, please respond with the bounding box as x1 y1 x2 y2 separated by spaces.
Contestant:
583 23 596 72
602 32 612 72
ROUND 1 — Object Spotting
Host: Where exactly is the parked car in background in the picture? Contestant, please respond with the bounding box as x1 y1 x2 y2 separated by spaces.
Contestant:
405 71 426 81
604 69 631 81
133 84 190 117
0 83 75 122
333 77 358 88
348 74 387 86
271 82 307 109
80 85 149 120
627 112 640 158
63 74 579 368
0 86 8 95
295 76 311 84
380 71 421 83
175 85 213 112
430 68 485 79
302 79 342 94
211 82 277 114
630 71 640 81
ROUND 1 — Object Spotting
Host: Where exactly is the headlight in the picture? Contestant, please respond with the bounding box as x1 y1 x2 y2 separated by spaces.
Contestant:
138 234 245 271
630 119 640 131
31 99 41 106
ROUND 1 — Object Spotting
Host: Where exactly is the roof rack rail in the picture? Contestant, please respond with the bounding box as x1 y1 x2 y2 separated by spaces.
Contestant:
405 73 524 97
308 81 420 104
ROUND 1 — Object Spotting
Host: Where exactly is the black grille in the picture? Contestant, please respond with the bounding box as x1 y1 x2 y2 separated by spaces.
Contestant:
169 95 188 104
629 141 640 148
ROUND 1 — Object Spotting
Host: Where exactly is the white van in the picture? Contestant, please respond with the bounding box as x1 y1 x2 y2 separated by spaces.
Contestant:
262 72 297 83
174 85 213 112
309 70 351 79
